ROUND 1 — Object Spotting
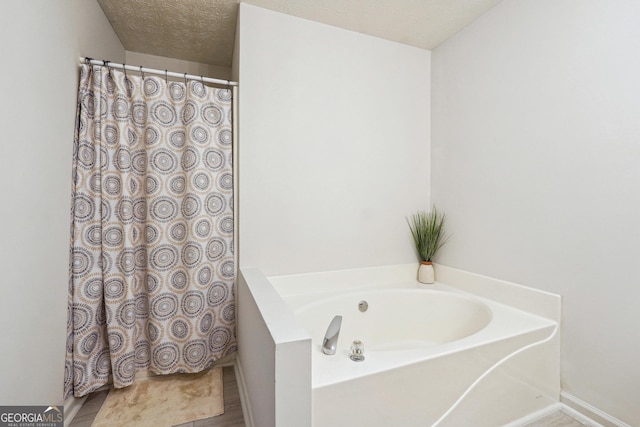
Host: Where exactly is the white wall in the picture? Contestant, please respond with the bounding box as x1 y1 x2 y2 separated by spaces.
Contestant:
125 51 232 81
74 0 126 62
432 1 640 425
237 3 431 276
0 0 124 405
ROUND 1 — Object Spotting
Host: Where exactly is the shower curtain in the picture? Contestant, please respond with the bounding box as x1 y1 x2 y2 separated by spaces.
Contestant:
65 64 236 399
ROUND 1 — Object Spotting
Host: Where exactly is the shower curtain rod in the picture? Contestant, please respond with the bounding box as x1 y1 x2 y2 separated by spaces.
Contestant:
81 57 238 87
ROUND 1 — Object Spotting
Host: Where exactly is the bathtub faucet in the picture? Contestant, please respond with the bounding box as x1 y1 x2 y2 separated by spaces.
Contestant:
322 315 342 355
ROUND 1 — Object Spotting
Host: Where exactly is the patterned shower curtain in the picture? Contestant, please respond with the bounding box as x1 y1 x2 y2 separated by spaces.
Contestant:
65 64 236 399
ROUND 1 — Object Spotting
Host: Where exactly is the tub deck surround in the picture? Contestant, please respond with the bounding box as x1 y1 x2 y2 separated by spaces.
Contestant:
292 287 556 390
269 263 561 322
265 263 561 427
432 264 561 321
236 268 312 427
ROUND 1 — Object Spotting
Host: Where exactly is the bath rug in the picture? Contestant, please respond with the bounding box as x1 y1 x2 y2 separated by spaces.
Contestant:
91 367 224 427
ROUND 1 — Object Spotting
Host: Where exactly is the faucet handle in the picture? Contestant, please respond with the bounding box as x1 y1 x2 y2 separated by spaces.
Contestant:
350 340 365 361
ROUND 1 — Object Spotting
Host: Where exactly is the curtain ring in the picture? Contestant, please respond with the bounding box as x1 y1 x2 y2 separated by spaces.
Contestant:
103 60 113 78
201 75 204 85
102 60 111 78
184 73 188 85
123 63 128 79
85 57 93 65
139 65 145 80
165 70 168 84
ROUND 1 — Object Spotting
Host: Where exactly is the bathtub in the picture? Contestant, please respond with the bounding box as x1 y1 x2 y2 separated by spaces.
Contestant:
264 264 560 427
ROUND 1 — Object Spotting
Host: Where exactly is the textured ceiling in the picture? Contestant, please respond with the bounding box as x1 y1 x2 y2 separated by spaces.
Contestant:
97 0 503 68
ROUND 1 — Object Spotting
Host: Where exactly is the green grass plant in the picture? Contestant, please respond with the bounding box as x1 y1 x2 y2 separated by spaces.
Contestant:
407 207 448 262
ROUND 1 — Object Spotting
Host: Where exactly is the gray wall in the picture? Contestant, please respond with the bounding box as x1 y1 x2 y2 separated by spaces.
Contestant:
0 0 124 405
236 3 431 276
432 1 640 424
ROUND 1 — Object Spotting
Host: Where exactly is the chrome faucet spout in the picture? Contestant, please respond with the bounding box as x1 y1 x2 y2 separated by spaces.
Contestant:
322 315 342 355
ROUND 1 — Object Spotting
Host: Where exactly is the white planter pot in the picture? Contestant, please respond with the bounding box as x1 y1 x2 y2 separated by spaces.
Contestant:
418 262 435 284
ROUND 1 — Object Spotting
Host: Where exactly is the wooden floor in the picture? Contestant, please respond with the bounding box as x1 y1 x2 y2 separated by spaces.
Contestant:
69 366 244 427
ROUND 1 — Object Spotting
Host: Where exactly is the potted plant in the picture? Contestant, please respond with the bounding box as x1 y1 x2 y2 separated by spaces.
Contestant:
407 207 448 284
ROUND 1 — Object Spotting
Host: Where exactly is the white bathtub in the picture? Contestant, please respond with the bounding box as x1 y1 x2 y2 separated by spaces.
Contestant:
268 264 560 427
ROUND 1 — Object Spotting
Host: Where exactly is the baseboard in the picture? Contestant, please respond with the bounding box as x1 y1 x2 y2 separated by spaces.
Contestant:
503 395 631 427
234 357 255 427
561 392 631 427
63 394 88 427
503 403 563 427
